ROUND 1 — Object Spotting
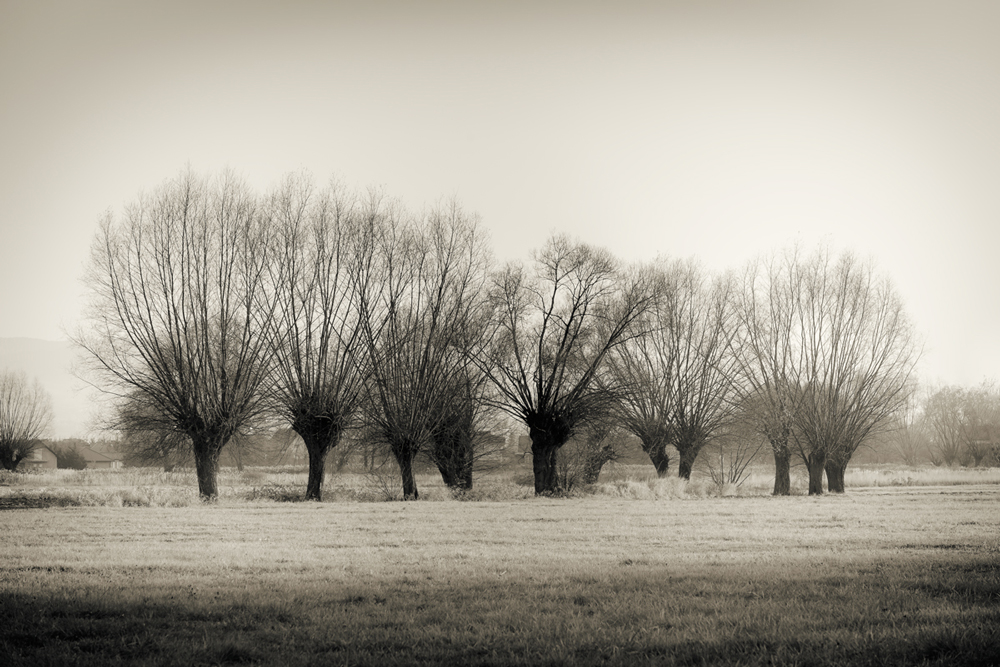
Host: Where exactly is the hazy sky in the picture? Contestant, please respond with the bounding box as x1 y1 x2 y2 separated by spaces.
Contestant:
1 0 998 388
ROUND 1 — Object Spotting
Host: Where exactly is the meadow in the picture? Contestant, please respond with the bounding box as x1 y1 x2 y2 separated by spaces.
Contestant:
1 466 999 666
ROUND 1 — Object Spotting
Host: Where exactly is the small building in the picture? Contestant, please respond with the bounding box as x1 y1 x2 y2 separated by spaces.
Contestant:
21 445 58 470
78 445 123 470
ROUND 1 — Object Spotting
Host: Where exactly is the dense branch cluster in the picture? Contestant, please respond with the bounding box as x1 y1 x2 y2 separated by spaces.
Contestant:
74 169 924 499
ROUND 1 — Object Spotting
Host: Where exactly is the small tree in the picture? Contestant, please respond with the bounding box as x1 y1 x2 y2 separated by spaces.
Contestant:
0 371 53 471
700 415 767 492
558 417 628 488
482 236 655 494
885 386 931 466
959 381 1000 467
53 444 87 470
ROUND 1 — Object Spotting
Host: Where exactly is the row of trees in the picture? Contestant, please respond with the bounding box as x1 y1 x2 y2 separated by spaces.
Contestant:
76 169 920 500
885 381 1000 468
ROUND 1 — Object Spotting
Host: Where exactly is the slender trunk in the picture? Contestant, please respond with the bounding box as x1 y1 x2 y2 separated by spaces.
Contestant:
581 446 614 485
641 438 672 477
772 440 791 496
825 458 846 493
192 438 224 501
676 440 703 480
303 437 331 501
394 448 419 500
807 451 826 496
457 451 473 490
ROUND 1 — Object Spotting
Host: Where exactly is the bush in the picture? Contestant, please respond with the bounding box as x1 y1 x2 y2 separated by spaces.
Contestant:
54 445 87 470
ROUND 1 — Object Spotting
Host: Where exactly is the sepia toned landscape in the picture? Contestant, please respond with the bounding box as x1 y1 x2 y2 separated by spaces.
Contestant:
3 2 1000 666
2 469 999 666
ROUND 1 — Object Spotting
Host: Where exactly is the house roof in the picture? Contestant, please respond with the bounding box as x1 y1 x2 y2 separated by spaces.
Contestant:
78 445 117 463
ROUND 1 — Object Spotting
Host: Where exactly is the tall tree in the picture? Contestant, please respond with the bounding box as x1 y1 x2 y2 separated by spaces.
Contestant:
790 249 919 494
731 250 806 495
652 260 740 479
356 198 491 499
610 259 739 479
77 170 277 499
483 235 655 494
0 371 53 471
265 175 367 501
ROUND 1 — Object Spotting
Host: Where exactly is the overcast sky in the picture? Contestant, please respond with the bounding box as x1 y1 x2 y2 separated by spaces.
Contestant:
1 0 998 388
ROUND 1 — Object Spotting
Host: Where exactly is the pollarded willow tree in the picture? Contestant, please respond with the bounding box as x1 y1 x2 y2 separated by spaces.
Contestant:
730 249 807 495
77 170 278 499
609 259 740 479
0 370 53 471
355 198 492 500
264 175 368 501
791 248 919 494
483 235 656 494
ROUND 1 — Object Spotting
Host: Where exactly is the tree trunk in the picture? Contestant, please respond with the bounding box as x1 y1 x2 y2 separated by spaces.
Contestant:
772 440 791 496
395 449 419 500
294 418 344 502
676 441 703 480
581 446 614 485
431 436 474 491
641 439 671 477
531 443 560 494
527 415 571 495
825 458 846 493
192 439 223 501
807 451 826 495
303 437 330 501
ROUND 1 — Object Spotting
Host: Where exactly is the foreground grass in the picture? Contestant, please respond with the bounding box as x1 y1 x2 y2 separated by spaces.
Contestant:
2 488 999 665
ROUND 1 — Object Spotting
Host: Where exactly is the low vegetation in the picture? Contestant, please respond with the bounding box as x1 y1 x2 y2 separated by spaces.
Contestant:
2 464 1000 508
1 479 998 666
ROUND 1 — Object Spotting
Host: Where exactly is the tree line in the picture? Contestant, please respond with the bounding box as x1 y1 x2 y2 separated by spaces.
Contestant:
63 169 924 500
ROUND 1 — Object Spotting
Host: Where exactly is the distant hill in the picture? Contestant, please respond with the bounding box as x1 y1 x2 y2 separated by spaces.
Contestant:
0 338 97 439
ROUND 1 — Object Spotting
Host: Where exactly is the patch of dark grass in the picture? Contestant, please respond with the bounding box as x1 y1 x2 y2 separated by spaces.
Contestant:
0 495 82 510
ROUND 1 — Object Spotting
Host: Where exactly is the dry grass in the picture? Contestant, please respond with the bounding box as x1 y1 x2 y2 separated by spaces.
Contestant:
1 484 998 666
2 462 999 508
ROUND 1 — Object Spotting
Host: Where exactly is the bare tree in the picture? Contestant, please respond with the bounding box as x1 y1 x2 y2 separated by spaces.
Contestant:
76 170 277 499
731 250 807 495
109 389 192 471
700 413 768 492
265 175 368 501
924 385 968 466
611 259 739 480
482 235 655 494
0 370 53 471
958 381 1000 467
558 415 629 488
790 249 919 494
885 384 931 466
355 198 491 499
422 357 502 491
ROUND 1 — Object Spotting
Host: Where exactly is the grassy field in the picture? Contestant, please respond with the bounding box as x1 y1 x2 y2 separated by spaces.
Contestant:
4 462 1000 508
1 473 999 666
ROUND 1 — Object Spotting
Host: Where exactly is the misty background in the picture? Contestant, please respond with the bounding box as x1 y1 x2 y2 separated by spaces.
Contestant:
1 1 998 438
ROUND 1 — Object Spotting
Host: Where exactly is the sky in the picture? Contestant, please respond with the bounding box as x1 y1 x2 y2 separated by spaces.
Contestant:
1 0 998 390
